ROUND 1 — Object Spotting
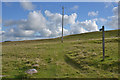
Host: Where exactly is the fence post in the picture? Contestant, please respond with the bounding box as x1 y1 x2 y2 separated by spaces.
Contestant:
102 26 105 61
100 26 105 61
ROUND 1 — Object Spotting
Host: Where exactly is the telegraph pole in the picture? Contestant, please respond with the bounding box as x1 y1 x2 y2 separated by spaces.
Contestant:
61 6 64 43
100 26 105 61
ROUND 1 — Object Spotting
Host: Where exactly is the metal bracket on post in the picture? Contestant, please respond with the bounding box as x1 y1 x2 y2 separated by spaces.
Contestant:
99 26 105 61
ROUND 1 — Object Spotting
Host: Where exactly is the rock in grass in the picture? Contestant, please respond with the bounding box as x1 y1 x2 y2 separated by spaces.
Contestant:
92 52 97 56
25 69 38 75
0 75 7 77
32 64 39 68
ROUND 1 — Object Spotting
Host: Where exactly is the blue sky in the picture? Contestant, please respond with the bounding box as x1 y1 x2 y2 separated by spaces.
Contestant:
1 2 119 41
3 2 117 21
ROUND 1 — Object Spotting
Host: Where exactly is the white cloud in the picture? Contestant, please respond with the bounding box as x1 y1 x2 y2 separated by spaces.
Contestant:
3 10 99 41
106 7 118 29
88 11 99 17
70 20 99 34
27 11 47 31
20 0 35 10
70 21 87 34
99 18 107 22
113 7 118 15
64 13 77 25
45 10 77 25
71 5 79 10
3 10 71 41
79 20 99 32
3 28 35 37
0 28 5 35
91 18 107 26
4 19 26 26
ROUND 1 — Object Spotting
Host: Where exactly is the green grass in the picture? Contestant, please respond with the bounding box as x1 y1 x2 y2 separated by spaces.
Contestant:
2 29 119 78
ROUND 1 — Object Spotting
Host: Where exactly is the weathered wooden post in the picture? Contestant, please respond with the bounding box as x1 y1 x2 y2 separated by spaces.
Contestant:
100 26 105 61
61 6 64 43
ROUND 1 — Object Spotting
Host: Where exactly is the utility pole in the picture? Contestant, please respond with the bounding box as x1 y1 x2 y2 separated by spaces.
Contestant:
100 26 105 61
61 6 64 43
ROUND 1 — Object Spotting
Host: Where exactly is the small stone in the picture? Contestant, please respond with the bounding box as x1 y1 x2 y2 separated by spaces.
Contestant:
32 64 39 67
0 75 7 77
92 53 97 56
25 69 38 75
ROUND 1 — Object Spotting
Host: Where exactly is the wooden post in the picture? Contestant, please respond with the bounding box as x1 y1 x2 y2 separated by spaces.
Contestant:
100 26 105 61
61 6 64 43
102 26 105 61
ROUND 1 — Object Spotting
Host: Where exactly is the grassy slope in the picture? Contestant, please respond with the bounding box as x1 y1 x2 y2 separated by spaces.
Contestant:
2 30 119 78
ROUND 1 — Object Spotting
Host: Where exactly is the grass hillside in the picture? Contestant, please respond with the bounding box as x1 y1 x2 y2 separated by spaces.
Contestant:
2 29 119 79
